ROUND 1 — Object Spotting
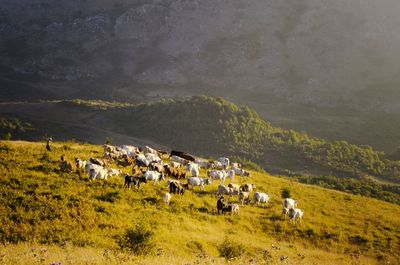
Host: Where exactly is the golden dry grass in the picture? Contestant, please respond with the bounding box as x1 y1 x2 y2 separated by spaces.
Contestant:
0 140 399 264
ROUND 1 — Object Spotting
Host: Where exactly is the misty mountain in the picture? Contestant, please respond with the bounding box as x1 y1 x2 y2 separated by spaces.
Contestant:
1 0 400 151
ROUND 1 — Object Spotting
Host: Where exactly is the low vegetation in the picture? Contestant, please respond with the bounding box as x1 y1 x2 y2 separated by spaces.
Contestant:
0 140 399 264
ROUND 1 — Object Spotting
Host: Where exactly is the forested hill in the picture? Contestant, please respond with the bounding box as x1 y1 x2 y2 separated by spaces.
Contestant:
2 96 399 203
69 96 400 185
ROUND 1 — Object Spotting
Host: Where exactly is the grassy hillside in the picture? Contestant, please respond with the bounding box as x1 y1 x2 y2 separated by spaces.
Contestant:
0 140 399 264
2 97 400 204
78 96 400 204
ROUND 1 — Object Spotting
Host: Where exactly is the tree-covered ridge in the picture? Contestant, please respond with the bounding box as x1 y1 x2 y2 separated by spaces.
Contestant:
95 96 399 184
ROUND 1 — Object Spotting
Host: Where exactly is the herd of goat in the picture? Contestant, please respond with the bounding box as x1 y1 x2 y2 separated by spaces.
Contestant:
73 144 304 223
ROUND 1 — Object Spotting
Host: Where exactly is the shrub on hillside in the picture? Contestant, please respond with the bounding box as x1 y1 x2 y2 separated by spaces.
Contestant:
281 188 291 199
118 225 155 255
218 238 246 260
105 137 112 145
2 132 11 140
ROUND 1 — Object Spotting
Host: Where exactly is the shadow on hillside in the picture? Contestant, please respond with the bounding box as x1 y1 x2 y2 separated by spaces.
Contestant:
143 197 158 205
191 190 214 198
96 191 121 203
197 207 209 213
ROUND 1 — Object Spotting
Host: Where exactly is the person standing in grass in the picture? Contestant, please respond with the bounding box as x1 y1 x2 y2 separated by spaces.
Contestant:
46 137 52 151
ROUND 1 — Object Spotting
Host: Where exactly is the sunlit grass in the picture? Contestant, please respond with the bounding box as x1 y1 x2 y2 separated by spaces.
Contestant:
0 140 399 264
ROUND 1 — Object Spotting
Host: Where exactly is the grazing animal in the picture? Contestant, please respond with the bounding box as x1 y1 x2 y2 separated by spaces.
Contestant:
217 185 235 197
143 145 158 155
233 167 251 177
283 198 298 209
104 144 117 154
163 165 173 177
104 144 139 160
195 159 212 169
170 150 195 161
238 191 250 205
171 155 188 165
143 171 165 185
231 162 241 168
135 154 150 167
124 175 137 188
146 153 162 163
171 168 186 180
132 166 145 176
120 145 140 156
251 192 270 206
170 161 181 168
217 196 228 215
89 167 110 180
163 193 172 205
288 208 304 223
107 168 122 177
75 158 87 169
187 177 212 190
116 156 134 167
185 162 199 173
89 157 107 167
240 183 256 192
170 150 185 157
282 207 289 218
228 183 240 193
133 176 147 188
226 169 235 182
207 170 227 183
212 161 224 170
222 203 240 215
84 162 103 175
168 180 188 195
149 162 164 173
231 203 240 215
190 167 200 177
180 153 195 161
242 170 251 177
218 157 230 169
157 149 168 158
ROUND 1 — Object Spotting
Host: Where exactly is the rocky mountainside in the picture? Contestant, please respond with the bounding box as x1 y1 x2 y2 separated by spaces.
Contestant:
2 0 400 150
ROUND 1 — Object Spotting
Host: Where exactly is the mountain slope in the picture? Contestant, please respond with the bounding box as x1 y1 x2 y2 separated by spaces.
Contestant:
1 97 399 204
73 97 400 184
0 140 399 264
2 0 400 152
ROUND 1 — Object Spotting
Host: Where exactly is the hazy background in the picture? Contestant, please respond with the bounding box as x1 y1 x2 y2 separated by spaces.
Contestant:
1 0 400 151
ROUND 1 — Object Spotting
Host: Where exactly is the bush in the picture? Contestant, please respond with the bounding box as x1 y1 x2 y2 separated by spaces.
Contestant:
3 132 11 140
281 188 291 199
218 238 245 260
118 225 155 255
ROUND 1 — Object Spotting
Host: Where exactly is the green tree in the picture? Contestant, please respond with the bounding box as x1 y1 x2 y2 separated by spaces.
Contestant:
3 132 11 140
